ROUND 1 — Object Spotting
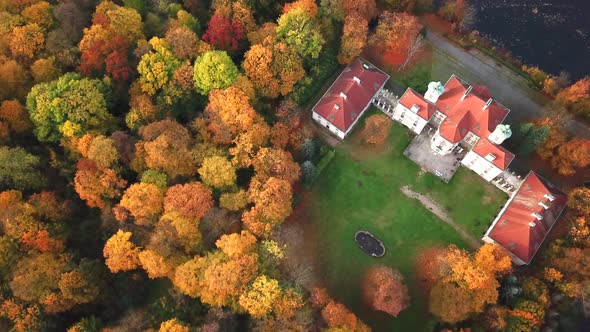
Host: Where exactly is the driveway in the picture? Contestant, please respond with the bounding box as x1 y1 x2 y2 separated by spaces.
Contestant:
427 31 590 138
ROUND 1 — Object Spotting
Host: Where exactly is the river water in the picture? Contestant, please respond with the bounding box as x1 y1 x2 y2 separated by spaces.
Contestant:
470 0 590 81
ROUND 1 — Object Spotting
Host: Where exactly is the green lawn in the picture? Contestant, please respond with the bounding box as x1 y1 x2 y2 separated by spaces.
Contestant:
308 112 507 331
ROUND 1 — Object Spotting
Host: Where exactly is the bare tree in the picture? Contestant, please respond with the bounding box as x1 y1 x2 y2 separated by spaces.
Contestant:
460 2 477 31
399 35 425 71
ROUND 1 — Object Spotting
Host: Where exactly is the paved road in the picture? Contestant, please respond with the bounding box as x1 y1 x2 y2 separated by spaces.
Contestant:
426 31 590 138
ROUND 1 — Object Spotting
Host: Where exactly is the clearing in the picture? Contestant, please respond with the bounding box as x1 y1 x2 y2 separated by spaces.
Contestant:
305 109 507 331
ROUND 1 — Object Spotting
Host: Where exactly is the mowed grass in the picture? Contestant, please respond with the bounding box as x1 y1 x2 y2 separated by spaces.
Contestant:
308 111 507 331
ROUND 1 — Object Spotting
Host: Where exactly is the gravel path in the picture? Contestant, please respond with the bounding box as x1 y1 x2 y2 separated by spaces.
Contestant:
427 30 590 139
400 185 480 249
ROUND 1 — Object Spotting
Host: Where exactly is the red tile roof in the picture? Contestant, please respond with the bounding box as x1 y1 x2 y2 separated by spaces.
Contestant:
398 88 437 120
435 76 509 143
487 171 566 264
471 138 514 170
312 58 389 132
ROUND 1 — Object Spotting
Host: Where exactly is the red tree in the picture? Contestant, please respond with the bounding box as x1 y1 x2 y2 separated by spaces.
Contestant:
203 12 243 52
362 266 410 317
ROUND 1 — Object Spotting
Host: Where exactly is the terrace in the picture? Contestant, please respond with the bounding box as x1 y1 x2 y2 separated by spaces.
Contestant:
403 128 468 183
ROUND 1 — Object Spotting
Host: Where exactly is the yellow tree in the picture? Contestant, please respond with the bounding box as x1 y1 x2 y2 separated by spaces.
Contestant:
219 190 249 211
556 77 590 117
205 86 259 144
427 244 509 323
139 119 197 178
551 138 590 176
30 57 61 83
248 177 293 222
159 318 190 332
119 183 165 225
198 156 237 189
474 243 513 277
87 135 119 167
342 0 377 21
283 0 318 16
252 148 301 184
338 13 368 64
173 252 258 306
9 24 44 59
21 2 54 30
103 230 141 273
239 275 282 318
173 255 209 298
567 187 590 216
215 231 257 258
201 253 258 306
361 114 392 145
243 37 305 98
370 11 421 59
139 249 175 279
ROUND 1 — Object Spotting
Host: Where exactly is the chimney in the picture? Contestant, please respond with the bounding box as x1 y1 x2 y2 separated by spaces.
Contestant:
544 193 555 201
538 201 549 209
483 98 493 110
339 92 347 99
531 212 543 221
353 76 361 84
461 86 472 101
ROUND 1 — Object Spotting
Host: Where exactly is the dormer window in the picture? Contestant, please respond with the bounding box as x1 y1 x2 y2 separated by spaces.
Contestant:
461 86 472 101
538 201 549 209
531 212 543 221
544 193 555 201
334 104 340 110
362 63 370 69
339 92 347 99
485 153 496 162
529 221 536 227
410 104 420 113
353 76 361 84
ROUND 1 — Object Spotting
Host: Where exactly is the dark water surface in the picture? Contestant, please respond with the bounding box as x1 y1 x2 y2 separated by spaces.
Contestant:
471 0 590 80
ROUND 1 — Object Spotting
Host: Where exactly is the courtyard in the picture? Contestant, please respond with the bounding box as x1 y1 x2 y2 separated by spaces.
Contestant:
306 109 507 331
403 128 468 183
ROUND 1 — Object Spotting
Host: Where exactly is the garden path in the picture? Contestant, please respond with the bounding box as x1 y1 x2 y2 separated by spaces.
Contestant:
400 185 480 249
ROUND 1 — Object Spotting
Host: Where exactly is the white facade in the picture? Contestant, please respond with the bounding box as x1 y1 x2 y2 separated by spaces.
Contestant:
430 131 456 155
312 111 346 139
391 103 429 135
461 150 503 182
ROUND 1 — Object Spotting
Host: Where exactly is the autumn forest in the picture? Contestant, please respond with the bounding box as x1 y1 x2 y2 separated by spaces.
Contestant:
0 0 589 331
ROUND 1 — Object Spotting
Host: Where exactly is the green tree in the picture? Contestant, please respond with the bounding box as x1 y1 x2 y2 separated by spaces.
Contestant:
276 8 325 59
193 51 238 95
0 147 45 191
26 73 114 143
517 126 549 156
0 235 18 278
